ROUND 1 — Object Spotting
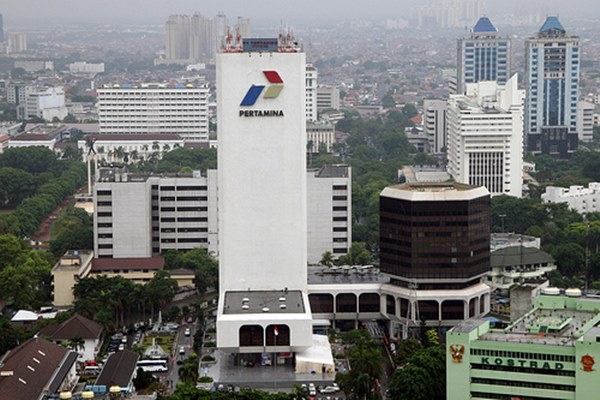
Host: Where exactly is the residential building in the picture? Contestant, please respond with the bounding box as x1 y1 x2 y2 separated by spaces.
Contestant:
488 246 556 291
68 61 105 75
89 257 166 284
447 74 525 197
39 314 104 363
306 121 336 153
97 82 209 142
379 182 491 337
306 64 318 121
77 134 185 163
526 17 580 158
542 182 600 213
94 350 139 395
447 293 600 400
6 32 27 53
307 165 352 264
578 100 595 143
216 36 314 354
25 86 68 121
316 86 340 112
6 82 30 106
0 338 78 400
424 99 448 154
456 17 511 95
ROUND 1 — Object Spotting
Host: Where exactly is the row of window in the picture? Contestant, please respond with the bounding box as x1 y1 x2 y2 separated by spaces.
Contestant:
160 217 208 222
160 238 208 243
471 349 575 362
471 377 574 392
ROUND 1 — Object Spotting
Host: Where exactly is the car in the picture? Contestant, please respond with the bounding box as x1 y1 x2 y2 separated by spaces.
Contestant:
320 384 340 394
179 346 185 355
121 336 128 344
308 383 316 396
118 344 125 351
184 328 191 336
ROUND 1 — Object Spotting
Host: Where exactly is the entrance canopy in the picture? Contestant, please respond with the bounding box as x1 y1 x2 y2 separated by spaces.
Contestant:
295 334 334 374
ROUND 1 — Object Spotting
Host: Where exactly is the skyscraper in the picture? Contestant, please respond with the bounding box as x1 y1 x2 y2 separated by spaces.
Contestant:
525 17 580 158
447 74 524 197
216 36 313 353
0 14 4 43
456 17 510 95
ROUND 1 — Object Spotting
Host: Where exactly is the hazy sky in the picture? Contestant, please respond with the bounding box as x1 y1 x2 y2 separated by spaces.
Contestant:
3 0 600 27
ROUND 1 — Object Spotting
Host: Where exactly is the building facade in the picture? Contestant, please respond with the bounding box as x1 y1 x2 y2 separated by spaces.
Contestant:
216 37 314 354
448 74 524 197
577 100 594 143
306 64 318 122
78 134 185 164
424 99 448 154
542 182 600 214
447 294 600 400
25 86 68 121
379 182 491 336
316 86 341 112
456 17 510 95
97 83 209 142
307 165 352 264
526 17 580 158
6 32 27 53
306 121 336 153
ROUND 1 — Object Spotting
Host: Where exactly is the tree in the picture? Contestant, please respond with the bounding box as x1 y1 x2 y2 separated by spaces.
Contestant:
133 367 156 391
337 242 371 265
394 337 423 366
178 354 199 384
320 251 335 267
68 335 85 353
388 346 446 400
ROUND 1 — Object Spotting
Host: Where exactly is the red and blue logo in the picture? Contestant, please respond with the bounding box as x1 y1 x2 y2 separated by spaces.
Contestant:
240 70 284 106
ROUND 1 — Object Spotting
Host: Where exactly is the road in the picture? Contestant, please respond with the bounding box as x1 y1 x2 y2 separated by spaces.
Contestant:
163 319 196 391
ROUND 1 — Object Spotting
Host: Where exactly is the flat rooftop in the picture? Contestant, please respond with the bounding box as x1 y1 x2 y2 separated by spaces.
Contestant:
482 308 597 346
308 266 389 285
223 290 306 315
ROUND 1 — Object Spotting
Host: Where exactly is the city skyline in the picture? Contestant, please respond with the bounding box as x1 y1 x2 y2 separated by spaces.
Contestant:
2 0 600 27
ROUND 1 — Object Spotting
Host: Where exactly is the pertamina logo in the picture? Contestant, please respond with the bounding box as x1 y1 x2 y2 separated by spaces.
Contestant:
239 70 285 117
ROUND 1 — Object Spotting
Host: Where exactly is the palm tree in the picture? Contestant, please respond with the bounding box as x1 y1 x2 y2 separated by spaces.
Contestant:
152 141 160 151
162 144 171 152
320 251 335 267
355 372 372 400
69 336 85 354
178 359 199 384
130 150 139 162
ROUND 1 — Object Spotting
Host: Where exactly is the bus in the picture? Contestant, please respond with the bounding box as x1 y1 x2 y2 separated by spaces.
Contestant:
137 359 168 372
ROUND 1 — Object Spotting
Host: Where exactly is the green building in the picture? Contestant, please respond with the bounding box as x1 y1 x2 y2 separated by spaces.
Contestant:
447 294 600 399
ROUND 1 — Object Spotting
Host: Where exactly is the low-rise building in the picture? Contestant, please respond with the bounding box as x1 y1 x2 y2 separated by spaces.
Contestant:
0 337 78 400
542 183 600 214
447 293 600 400
39 314 104 362
51 250 94 307
90 257 165 284
94 350 139 395
78 134 185 163
487 246 556 291
306 121 335 153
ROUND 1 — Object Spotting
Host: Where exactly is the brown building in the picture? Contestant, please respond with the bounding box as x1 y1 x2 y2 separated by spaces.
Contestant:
379 182 492 335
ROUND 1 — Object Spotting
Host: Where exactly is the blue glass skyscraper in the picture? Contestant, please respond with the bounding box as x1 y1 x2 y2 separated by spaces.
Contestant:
456 17 510 95
526 17 580 158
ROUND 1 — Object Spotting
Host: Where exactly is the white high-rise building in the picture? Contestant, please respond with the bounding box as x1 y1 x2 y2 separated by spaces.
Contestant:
305 64 318 121
577 101 594 143
447 74 524 197
97 83 209 142
216 37 313 353
424 99 448 154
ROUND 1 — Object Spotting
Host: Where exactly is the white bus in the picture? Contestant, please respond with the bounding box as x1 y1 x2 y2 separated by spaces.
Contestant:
137 359 168 372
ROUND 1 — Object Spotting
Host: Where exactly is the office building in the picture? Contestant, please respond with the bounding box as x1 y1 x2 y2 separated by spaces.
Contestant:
456 17 510 95
25 86 68 121
97 83 209 142
379 182 491 336
307 165 351 264
306 64 318 121
578 100 594 143
447 293 600 400
306 121 336 153
216 36 313 354
6 32 27 53
14 60 53 72
488 246 556 291
542 182 600 214
94 168 218 258
424 99 448 154
526 17 580 158
316 86 340 112
448 74 525 197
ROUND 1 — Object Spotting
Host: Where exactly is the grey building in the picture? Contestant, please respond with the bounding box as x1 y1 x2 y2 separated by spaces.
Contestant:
424 99 447 154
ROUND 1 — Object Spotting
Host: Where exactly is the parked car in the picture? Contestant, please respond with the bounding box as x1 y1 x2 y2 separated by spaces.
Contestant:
308 383 316 396
179 346 185 355
184 328 191 336
320 384 340 394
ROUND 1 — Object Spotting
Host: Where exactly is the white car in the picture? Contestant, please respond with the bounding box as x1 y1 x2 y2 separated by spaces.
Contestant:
179 346 185 355
320 384 340 394
308 383 316 396
184 328 191 336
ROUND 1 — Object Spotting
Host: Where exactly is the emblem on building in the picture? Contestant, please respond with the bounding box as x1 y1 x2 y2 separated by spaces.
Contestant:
450 344 465 363
581 354 595 372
